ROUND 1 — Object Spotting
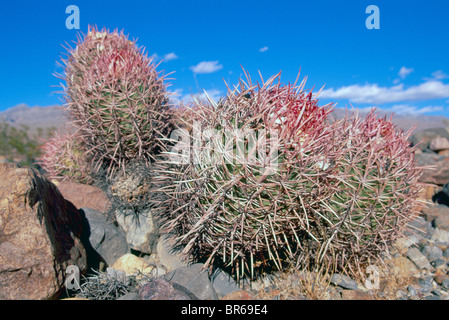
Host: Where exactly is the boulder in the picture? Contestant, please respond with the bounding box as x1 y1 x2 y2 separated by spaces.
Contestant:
414 152 449 185
115 208 158 254
164 263 219 300
430 136 449 152
79 207 128 267
56 181 111 213
410 128 449 151
139 278 198 300
111 253 155 276
156 234 189 271
0 163 87 299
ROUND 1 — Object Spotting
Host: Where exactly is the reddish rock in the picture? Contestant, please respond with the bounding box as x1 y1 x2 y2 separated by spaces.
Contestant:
221 290 255 300
0 163 87 300
56 181 111 212
138 278 198 300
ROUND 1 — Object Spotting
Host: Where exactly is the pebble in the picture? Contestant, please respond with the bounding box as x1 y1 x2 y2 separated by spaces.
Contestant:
407 247 433 270
422 245 443 262
330 273 358 290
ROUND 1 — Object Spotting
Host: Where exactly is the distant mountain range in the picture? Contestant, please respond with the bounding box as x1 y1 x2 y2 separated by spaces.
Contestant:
1 103 448 139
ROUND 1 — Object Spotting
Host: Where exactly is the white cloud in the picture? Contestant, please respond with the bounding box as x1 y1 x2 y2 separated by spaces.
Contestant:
320 80 449 104
430 70 449 80
170 88 223 105
387 104 444 115
259 46 269 52
398 66 414 79
163 52 178 62
190 61 223 74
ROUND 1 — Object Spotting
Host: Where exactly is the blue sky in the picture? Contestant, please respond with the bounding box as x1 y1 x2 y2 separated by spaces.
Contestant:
1 0 449 116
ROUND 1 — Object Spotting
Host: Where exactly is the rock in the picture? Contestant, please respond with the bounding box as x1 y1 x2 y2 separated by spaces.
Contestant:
432 258 447 268
56 181 111 213
425 294 441 300
111 253 155 276
165 263 218 300
434 269 447 284
156 234 189 271
341 290 375 300
422 204 449 223
429 228 449 246
410 128 449 152
79 208 128 267
429 136 449 152
407 285 418 297
210 269 242 299
0 163 87 300
117 292 139 300
435 214 449 231
388 256 418 277
414 153 449 185
221 290 255 300
418 276 435 292
115 208 158 254
442 279 449 290
330 273 358 290
422 245 443 262
139 278 198 300
406 247 433 270
444 248 449 258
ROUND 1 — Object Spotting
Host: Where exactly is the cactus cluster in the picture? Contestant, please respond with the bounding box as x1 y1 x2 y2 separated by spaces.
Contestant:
38 26 426 281
40 26 173 182
153 72 425 280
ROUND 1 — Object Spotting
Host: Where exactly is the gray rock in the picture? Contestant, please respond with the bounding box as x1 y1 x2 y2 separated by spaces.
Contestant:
165 263 219 300
444 249 449 258
156 234 189 271
81 208 129 266
431 258 447 268
406 247 433 270
410 128 449 152
139 278 199 300
210 269 241 299
430 228 449 247
422 245 443 262
418 276 434 292
425 294 441 300
429 136 449 152
115 208 158 254
117 292 139 300
330 273 358 290
442 279 449 291
407 285 418 296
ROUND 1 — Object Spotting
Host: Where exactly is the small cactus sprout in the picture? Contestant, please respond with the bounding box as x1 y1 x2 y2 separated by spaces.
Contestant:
153 71 336 280
38 128 93 184
59 26 174 179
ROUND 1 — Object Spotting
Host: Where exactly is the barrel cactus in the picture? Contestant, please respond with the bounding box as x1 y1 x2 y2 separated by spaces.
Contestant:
153 72 337 280
314 110 426 273
38 128 93 184
59 26 174 179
